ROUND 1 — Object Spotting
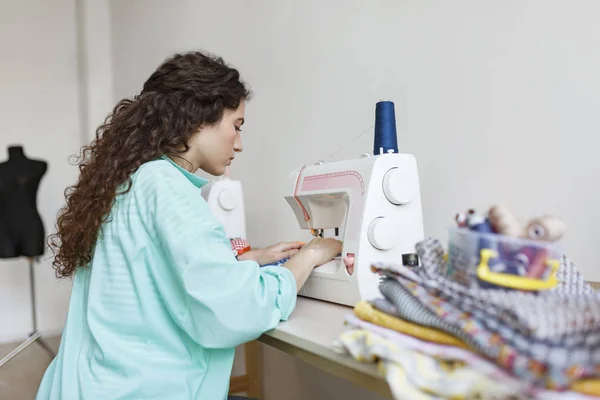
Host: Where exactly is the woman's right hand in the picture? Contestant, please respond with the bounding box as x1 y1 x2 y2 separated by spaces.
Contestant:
297 237 343 267
282 237 343 292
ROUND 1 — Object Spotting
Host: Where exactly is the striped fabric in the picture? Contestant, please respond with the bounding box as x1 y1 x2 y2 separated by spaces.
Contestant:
354 301 466 348
376 280 485 353
343 313 519 383
36 156 298 400
373 238 600 339
339 314 600 398
394 274 600 389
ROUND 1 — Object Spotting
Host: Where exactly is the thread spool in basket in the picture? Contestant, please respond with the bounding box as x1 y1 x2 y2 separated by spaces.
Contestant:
525 215 566 242
488 205 522 237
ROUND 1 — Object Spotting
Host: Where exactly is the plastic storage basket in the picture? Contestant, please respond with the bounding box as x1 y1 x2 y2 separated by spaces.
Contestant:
446 227 561 291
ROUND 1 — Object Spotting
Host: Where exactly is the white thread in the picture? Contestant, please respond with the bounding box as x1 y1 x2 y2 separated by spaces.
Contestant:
320 124 375 163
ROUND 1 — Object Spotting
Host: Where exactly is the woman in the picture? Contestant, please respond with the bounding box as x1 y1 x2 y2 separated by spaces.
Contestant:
37 51 342 400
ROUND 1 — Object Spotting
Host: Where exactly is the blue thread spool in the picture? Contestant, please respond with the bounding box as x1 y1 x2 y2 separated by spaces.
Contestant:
373 101 399 155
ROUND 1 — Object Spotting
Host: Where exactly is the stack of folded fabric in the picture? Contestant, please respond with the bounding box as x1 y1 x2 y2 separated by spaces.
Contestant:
333 238 600 400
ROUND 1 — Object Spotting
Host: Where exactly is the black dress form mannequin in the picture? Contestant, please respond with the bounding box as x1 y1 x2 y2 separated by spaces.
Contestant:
0 145 47 258
0 145 53 368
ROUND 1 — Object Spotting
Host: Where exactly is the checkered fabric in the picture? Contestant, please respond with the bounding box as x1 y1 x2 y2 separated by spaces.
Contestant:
230 238 251 257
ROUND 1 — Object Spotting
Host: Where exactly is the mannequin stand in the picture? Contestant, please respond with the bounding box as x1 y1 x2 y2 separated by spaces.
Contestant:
0 257 55 368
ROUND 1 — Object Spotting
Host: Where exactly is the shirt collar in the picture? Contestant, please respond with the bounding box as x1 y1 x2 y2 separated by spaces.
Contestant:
160 154 209 188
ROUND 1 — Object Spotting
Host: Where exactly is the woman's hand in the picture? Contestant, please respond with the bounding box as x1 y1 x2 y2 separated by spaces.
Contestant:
282 237 343 292
237 241 305 266
296 237 343 267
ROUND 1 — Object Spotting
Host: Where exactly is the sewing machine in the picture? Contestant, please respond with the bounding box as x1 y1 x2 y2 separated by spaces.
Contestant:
201 172 247 239
285 153 424 306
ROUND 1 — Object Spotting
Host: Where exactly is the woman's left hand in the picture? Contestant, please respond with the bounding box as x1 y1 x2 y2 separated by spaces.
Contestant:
238 241 305 266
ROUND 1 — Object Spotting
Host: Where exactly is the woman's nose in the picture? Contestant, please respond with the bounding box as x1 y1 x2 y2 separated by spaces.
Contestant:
234 132 243 153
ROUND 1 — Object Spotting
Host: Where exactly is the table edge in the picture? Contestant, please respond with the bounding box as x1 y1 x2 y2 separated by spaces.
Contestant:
258 329 392 399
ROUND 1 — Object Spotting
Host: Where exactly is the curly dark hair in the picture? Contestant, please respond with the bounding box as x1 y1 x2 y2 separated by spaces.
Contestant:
48 51 251 278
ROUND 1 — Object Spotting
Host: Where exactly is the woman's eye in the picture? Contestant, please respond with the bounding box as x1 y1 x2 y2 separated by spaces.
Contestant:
235 126 242 132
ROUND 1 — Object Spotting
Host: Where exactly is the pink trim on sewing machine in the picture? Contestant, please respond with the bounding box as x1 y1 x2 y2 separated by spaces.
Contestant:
293 166 311 222
301 171 365 195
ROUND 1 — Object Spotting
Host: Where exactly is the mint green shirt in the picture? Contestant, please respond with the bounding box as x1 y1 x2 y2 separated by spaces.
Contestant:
36 156 297 400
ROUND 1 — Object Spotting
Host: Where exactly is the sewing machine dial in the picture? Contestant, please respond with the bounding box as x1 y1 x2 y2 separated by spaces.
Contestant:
217 188 237 211
367 217 396 250
382 167 417 205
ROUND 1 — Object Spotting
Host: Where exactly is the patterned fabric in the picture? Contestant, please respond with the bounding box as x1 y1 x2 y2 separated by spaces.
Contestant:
372 238 600 339
372 264 533 339
354 300 467 348
334 329 527 400
265 257 289 267
230 238 251 257
373 284 484 353
421 237 593 296
341 314 600 399
393 276 600 388
535 391 600 400
343 313 518 383
555 256 595 298
372 240 600 389
370 298 403 317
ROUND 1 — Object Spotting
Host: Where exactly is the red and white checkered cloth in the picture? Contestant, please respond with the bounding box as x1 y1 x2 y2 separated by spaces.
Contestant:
230 238 251 257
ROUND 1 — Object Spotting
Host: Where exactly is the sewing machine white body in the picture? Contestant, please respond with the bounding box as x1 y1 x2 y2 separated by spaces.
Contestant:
285 153 424 306
201 178 247 239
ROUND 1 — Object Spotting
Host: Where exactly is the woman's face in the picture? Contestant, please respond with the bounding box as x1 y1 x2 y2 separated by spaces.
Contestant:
187 100 245 176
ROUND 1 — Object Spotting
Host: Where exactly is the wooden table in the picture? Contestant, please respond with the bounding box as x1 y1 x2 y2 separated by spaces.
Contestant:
259 297 393 398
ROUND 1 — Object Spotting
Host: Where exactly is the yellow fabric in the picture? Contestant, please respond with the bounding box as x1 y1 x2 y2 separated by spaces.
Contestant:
354 300 468 349
352 301 600 396
571 379 600 396
383 363 436 400
337 329 525 399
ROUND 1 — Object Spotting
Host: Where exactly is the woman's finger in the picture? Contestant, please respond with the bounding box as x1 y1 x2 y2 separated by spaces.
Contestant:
280 248 300 259
275 241 304 251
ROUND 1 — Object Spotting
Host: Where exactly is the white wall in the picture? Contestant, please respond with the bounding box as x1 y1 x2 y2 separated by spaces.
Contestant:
76 0 115 143
0 0 79 343
110 1 600 398
0 0 113 344
111 0 600 281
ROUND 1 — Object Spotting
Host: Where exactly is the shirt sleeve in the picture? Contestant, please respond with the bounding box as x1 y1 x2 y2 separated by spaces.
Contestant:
140 164 297 349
